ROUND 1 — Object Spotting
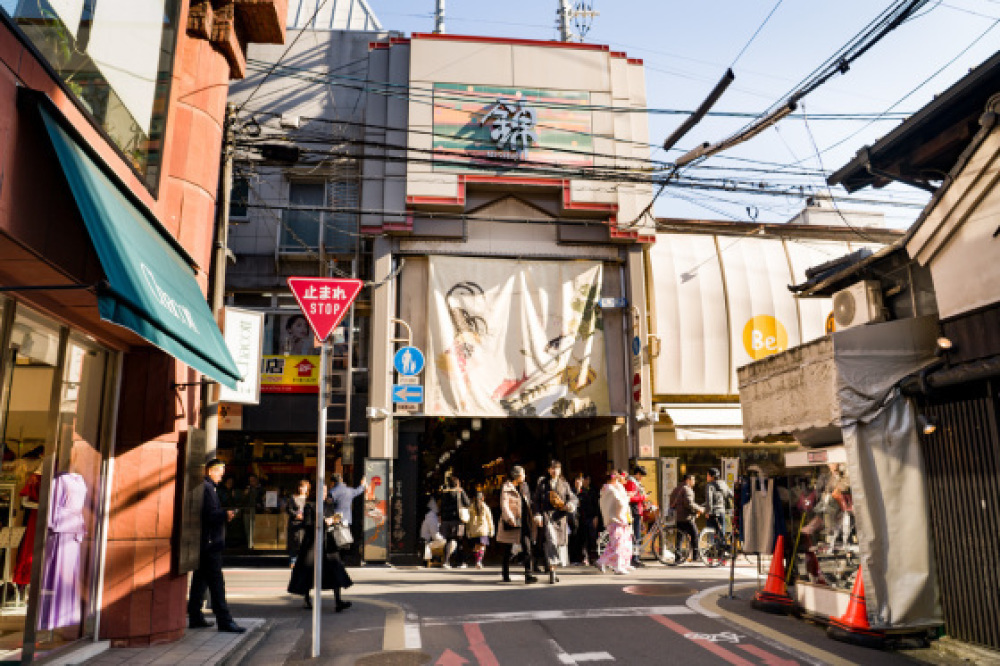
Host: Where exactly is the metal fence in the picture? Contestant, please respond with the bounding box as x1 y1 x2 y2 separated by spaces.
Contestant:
921 379 1000 650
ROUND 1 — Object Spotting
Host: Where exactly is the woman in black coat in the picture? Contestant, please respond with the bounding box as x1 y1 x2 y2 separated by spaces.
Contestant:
287 493 353 611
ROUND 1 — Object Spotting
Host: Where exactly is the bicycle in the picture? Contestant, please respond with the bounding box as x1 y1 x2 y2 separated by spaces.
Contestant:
697 525 731 567
596 506 682 565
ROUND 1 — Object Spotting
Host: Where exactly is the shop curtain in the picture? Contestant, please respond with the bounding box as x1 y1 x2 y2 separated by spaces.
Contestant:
425 256 609 417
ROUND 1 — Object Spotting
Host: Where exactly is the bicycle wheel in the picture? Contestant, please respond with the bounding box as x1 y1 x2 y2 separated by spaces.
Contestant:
651 527 672 564
699 528 724 567
596 530 610 559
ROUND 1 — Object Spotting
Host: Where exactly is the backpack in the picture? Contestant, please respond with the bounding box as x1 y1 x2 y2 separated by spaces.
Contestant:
668 485 685 511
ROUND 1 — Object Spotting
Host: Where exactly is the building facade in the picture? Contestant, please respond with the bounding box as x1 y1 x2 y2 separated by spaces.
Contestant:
0 0 286 656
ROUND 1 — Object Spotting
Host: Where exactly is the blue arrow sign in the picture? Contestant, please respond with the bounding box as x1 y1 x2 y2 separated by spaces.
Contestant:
394 346 425 376
392 385 424 404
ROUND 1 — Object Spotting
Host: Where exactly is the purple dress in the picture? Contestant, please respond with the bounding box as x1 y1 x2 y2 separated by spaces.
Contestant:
38 473 87 631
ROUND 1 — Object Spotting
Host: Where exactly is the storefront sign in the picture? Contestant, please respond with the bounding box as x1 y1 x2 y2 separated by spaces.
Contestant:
433 84 593 171
219 403 243 430
260 355 320 393
742 315 789 361
219 308 264 405
363 459 391 562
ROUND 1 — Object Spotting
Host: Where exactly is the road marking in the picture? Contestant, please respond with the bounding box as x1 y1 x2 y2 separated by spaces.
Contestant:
650 615 755 666
422 605 694 626
683 631 743 643
464 623 500 666
405 611 422 649
436 648 468 665
549 640 615 664
740 644 800 666
362 598 409 651
697 583 853 666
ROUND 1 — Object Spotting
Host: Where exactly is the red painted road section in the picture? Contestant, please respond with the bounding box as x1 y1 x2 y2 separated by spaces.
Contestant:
649 615 756 666
463 623 500 666
435 648 470 666
740 644 799 666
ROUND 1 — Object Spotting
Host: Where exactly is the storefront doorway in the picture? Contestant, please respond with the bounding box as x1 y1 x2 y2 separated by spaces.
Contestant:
0 300 115 661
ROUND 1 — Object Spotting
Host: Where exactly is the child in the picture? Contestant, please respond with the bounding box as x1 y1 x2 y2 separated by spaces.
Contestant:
465 492 494 568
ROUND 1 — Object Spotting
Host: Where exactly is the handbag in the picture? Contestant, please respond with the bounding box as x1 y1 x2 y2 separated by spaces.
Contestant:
332 523 353 547
459 506 471 523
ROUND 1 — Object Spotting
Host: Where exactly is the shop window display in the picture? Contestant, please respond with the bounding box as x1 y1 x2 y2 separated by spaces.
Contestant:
789 463 858 591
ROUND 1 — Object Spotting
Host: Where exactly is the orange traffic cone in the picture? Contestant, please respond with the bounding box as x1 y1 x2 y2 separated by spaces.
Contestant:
828 566 887 649
752 535 794 614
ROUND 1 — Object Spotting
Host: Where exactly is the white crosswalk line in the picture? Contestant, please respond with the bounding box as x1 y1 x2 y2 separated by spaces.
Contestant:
549 640 615 664
422 605 694 626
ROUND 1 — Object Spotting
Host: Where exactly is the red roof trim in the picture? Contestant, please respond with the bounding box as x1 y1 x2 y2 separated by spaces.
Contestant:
411 33 612 53
627 58 644 66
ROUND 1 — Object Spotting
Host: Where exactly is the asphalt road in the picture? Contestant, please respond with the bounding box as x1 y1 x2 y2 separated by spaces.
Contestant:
223 562 923 666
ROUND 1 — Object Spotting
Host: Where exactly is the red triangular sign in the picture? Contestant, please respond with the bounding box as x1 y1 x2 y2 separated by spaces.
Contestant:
287 277 363 341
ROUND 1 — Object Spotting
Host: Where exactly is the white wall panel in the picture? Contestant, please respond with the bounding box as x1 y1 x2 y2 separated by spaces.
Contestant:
721 238 800 393
649 234 729 396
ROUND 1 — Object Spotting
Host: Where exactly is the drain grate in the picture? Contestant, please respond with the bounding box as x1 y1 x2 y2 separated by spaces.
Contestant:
354 650 432 666
622 584 697 597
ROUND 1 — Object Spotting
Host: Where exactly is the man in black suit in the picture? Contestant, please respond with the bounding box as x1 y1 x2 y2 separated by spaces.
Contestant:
187 458 245 633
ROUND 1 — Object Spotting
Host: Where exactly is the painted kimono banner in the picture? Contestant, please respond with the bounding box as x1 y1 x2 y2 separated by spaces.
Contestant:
426 256 609 417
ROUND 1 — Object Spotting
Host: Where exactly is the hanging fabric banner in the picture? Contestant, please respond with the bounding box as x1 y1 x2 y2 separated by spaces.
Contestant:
426 256 609 417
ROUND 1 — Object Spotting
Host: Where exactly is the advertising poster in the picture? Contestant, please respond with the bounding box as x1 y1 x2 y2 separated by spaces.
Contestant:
260 355 320 393
278 313 321 355
363 459 390 562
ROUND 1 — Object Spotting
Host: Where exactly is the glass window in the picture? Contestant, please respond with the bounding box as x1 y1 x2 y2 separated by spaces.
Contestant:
230 176 249 219
1 0 182 192
279 181 324 252
789 463 858 591
325 178 358 256
45 336 109 640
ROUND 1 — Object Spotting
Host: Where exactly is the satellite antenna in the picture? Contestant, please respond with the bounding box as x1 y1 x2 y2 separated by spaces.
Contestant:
558 0 598 42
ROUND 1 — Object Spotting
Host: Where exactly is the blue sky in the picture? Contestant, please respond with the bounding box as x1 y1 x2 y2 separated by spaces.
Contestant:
366 0 999 228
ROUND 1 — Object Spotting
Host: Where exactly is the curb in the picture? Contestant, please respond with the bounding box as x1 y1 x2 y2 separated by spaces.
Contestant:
220 619 273 666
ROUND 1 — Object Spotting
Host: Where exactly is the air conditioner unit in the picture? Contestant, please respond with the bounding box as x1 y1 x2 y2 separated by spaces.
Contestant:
832 280 884 330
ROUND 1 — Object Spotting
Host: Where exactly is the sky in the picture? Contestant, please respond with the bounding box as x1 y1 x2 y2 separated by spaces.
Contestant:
364 0 1000 229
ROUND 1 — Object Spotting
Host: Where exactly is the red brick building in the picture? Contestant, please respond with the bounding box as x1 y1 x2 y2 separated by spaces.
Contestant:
0 1 287 658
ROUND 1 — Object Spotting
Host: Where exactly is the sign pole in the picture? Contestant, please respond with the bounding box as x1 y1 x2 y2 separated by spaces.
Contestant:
311 335 328 658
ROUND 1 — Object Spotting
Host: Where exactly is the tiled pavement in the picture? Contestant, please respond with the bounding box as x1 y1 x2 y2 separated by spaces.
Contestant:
80 619 265 666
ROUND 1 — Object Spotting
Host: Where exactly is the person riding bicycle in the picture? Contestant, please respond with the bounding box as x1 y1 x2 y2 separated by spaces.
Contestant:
669 473 704 563
705 468 732 546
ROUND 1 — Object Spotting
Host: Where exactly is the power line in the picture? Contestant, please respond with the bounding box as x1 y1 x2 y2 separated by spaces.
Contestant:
730 0 784 68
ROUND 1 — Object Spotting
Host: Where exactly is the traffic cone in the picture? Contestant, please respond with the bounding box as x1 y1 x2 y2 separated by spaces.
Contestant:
752 535 794 614
828 566 888 649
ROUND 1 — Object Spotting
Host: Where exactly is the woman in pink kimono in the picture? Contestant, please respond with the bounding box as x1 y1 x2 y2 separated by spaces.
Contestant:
596 472 633 574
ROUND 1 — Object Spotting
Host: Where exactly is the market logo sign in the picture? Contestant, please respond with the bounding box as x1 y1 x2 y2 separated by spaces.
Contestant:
742 315 788 361
141 262 198 333
480 98 538 159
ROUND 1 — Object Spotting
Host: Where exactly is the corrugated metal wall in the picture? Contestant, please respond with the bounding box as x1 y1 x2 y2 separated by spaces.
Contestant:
922 379 1000 650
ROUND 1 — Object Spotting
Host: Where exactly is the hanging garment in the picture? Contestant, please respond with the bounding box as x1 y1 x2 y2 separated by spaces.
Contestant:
13 474 41 586
38 473 87 631
742 477 775 554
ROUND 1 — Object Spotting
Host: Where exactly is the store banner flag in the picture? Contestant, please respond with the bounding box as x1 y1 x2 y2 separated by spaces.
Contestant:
260 355 320 393
426 256 609 417
288 277 363 341
219 308 264 405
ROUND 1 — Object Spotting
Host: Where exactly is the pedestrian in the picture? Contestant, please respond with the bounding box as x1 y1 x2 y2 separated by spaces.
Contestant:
242 474 263 549
439 476 470 569
466 491 494 569
187 459 245 633
570 474 598 566
669 473 705 563
705 468 732 540
596 472 633 574
218 476 235 508
623 466 648 568
287 483 354 611
327 472 367 559
286 479 311 567
533 460 578 584
497 466 537 584
420 497 446 566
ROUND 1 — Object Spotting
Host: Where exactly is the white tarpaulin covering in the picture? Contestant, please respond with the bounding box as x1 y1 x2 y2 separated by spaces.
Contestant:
662 404 744 441
425 256 609 417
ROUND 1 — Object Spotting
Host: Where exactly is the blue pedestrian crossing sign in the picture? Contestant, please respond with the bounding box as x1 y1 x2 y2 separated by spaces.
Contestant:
394 346 425 376
392 385 424 404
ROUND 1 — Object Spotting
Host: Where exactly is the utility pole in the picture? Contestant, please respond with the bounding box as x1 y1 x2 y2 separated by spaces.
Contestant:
558 0 571 41
434 0 445 34
557 1 598 42
203 102 237 456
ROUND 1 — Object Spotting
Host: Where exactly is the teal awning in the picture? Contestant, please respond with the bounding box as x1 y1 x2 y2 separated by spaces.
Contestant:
38 106 240 389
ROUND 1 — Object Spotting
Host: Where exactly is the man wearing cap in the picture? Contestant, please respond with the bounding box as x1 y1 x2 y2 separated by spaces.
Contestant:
188 459 245 633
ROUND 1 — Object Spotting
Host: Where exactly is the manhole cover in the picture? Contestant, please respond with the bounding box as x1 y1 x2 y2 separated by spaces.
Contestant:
622 584 697 596
355 651 432 666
